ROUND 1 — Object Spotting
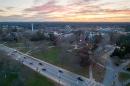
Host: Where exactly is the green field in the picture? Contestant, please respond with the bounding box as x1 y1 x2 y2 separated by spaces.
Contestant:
119 72 130 81
5 42 24 48
0 51 56 86
31 47 60 65
119 72 130 86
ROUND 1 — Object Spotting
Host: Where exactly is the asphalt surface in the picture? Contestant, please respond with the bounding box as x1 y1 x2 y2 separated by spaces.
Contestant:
0 44 103 86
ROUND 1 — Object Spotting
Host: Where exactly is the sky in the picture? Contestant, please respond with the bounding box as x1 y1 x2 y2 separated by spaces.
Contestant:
0 0 130 22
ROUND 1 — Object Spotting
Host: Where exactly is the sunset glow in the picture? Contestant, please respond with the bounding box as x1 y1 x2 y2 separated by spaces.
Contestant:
0 0 130 22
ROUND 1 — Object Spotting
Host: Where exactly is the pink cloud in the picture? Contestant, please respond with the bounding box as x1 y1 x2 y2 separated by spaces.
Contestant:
22 0 130 22
24 0 69 13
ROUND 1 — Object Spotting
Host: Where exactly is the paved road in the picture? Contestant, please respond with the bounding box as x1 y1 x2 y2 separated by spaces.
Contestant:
100 45 117 86
102 45 130 86
93 44 118 86
0 44 103 86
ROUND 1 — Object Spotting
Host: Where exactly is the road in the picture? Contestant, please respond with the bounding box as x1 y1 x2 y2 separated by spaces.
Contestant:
102 45 130 86
99 45 118 86
93 44 119 86
0 44 103 86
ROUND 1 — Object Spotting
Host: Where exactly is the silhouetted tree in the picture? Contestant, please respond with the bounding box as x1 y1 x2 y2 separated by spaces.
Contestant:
49 33 58 46
77 44 95 67
111 34 130 59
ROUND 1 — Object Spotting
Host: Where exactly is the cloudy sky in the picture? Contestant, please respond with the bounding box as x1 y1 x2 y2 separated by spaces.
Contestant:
0 0 130 22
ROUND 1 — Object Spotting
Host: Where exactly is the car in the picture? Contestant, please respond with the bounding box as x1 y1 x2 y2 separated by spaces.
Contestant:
58 70 63 73
42 68 46 71
11 53 15 55
77 77 84 81
29 62 33 65
38 63 43 66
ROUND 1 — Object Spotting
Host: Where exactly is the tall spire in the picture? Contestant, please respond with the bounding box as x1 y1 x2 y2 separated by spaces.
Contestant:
31 23 34 32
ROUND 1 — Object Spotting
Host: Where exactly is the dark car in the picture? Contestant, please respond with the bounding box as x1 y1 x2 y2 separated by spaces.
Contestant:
58 70 63 73
29 62 33 65
38 63 43 66
77 77 84 81
42 68 46 71
11 53 15 55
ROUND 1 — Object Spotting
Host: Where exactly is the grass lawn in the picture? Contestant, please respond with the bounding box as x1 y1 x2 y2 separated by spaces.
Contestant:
5 42 24 48
4 42 31 53
31 47 60 65
0 67 55 86
26 71 54 86
18 48 30 53
0 73 18 86
119 72 130 81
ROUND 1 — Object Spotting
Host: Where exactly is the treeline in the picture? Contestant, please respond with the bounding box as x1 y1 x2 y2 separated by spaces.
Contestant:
111 34 130 59
0 28 58 46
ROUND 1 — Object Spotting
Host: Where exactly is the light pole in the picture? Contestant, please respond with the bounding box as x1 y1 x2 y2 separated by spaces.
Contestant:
58 70 63 86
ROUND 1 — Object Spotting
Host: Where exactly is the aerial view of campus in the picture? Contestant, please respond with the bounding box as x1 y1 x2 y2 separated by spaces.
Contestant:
0 0 130 86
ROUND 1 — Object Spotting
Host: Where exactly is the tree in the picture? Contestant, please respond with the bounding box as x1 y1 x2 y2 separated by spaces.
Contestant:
49 33 58 46
77 43 95 67
110 32 121 44
111 34 130 59
30 30 45 41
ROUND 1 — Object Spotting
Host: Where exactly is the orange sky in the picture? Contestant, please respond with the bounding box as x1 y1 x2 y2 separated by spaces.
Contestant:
0 0 130 22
